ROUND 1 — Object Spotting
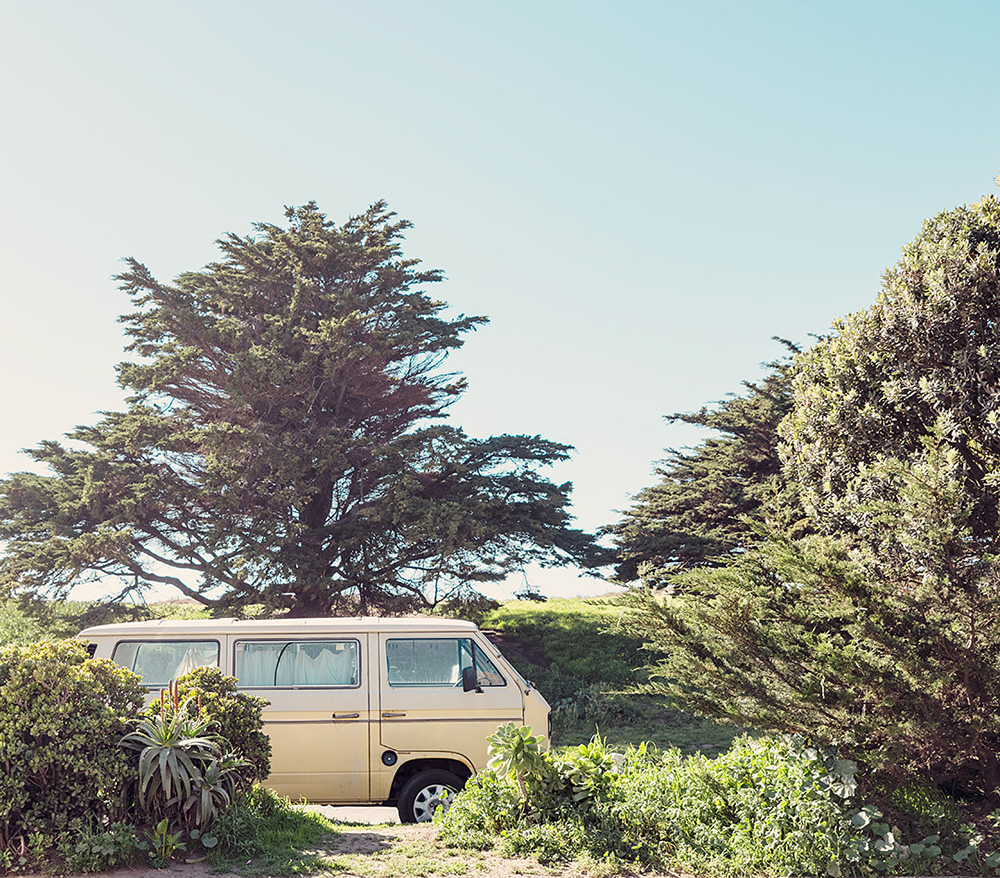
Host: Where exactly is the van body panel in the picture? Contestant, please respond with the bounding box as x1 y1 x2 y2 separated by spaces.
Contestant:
78 616 550 808
241 631 372 802
376 633 524 770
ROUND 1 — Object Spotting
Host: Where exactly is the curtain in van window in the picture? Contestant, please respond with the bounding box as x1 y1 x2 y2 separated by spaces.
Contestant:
235 641 358 687
111 641 219 687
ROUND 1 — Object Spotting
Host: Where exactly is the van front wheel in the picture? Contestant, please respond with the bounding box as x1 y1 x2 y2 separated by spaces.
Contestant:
397 770 462 823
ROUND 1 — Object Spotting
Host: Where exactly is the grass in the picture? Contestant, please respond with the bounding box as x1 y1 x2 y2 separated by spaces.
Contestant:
207 787 342 876
323 834 472 877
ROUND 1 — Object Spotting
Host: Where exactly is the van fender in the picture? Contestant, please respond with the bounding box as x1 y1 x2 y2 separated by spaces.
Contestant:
383 755 474 804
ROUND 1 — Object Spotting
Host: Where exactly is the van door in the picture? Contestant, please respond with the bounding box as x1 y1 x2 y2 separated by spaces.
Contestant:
233 635 371 802
377 635 524 770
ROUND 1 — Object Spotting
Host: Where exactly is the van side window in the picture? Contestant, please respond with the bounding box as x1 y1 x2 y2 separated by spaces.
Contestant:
467 641 506 687
235 640 359 688
386 638 506 687
111 640 219 687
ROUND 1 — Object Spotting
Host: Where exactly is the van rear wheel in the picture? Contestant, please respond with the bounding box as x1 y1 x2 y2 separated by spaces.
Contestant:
397 769 462 823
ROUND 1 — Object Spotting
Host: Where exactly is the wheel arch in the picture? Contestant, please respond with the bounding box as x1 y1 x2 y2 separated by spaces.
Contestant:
385 757 473 804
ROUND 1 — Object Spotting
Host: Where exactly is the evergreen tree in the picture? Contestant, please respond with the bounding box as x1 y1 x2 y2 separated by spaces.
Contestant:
606 342 808 584
625 195 1000 797
0 202 606 615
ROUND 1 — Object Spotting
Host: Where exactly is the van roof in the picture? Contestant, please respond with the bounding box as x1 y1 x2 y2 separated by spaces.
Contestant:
78 616 480 638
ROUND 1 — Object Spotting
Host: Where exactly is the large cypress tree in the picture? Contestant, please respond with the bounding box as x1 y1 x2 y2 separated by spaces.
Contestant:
0 202 605 615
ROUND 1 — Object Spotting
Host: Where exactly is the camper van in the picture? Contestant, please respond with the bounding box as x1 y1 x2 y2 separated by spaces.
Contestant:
79 616 550 822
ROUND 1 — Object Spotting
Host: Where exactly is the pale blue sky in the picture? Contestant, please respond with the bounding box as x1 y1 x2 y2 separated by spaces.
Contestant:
1 1 998 600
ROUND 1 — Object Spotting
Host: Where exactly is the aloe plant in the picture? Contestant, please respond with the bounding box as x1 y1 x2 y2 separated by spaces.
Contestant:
121 681 247 836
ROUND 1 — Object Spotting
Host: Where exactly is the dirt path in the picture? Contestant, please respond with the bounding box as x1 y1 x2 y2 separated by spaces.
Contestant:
83 822 645 878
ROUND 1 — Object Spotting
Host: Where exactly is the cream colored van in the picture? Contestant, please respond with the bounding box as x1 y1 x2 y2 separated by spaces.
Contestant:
79 616 550 822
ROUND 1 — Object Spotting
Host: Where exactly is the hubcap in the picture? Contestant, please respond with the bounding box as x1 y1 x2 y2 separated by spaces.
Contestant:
412 783 456 822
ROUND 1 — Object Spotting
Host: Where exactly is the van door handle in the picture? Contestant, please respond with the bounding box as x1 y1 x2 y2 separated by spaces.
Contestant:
332 713 360 720
382 711 406 717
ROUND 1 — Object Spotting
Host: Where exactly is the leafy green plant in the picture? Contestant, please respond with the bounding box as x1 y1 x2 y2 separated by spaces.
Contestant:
486 722 549 804
147 818 186 868
555 735 622 805
59 820 145 873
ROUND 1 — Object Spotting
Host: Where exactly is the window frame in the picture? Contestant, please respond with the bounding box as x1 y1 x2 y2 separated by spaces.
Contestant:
111 639 221 688
385 636 507 688
233 638 362 689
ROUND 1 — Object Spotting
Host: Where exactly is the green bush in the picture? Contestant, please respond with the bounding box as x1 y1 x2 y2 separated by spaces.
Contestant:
57 820 144 874
0 639 144 870
441 731 993 876
161 666 271 782
123 683 247 836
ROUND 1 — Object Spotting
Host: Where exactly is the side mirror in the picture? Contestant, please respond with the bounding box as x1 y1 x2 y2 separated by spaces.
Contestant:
462 665 482 693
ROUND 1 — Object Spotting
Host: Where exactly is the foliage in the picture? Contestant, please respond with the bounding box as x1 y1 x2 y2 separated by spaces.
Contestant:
486 722 550 804
782 195 1000 540
621 195 1000 800
620 504 1000 796
482 597 736 752
605 340 811 583
776 197 1000 792
431 589 500 626
164 666 271 782
0 201 607 616
0 596 210 646
0 639 144 869
121 681 249 836
442 731 998 876
483 598 647 688
145 817 186 868
0 600 43 646
57 820 144 874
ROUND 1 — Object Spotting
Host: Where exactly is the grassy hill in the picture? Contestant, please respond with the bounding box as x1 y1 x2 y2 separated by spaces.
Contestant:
480 597 738 753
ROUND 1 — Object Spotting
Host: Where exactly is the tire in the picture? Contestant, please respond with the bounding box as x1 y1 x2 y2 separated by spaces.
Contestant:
396 769 463 823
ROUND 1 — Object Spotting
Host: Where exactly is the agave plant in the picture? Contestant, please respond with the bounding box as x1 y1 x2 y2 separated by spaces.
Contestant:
120 681 237 832
182 753 245 832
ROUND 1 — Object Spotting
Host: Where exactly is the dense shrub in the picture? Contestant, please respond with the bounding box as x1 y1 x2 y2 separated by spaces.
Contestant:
0 639 144 870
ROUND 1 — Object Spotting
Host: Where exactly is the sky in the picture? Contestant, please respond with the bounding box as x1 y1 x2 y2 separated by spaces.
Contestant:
1 0 999 603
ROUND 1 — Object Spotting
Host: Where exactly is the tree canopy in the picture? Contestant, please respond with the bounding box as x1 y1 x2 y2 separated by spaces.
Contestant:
606 342 809 584
624 194 1000 797
0 202 606 615
781 195 1000 544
